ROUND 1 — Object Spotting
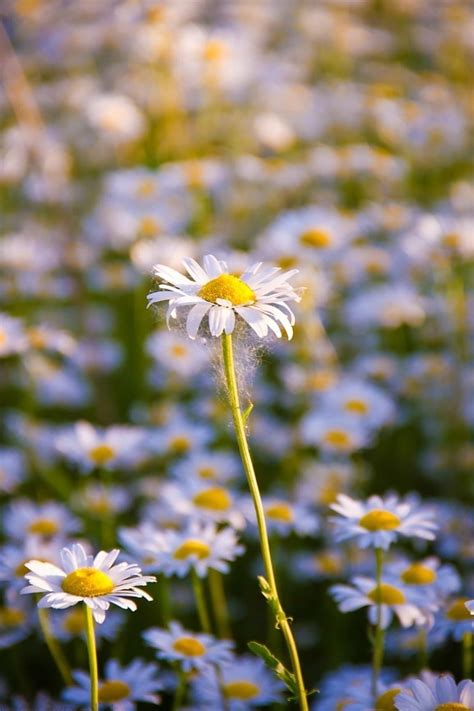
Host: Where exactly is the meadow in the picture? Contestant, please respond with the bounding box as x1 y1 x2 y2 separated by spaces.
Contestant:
0 1 473 709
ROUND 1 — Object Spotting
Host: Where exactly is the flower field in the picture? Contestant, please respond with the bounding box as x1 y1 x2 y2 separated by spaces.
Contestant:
0 1 473 709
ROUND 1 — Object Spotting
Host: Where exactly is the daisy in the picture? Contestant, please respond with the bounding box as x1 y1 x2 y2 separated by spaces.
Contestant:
21 543 156 623
63 658 163 709
329 494 438 550
432 597 474 643
330 575 434 629
312 664 399 711
300 412 370 455
3 499 81 541
147 254 301 339
243 495 319 538
157 480 246 530
143 620 233 672
394 671 474 711
171 449 241 485
385 557 461 600
192 655 284 709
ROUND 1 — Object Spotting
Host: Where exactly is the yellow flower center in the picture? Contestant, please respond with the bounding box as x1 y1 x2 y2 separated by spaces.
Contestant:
184 162 205 188
170 344 187 358
401 563 436 585
61 568 115 597
442 232 460 249
299 228 332 249
266 502 294 523
435 706 469 711
323 429 352 448
172 636 206 656
198 274 255 306
446 598 471 621
197 466 217 480
203 39 227 63
89 444 115 466
174 539 211 560
90 497 111 515
62 608 85 635
367 583 406 605
135 179 155 197
169 436 191 454
192 486 231 511
344 398 369 415
98 680 131 702
28 328 47 348
0 607 26 627
138 216 160 236
317 553 342 575
309 370 338 391
223 681 260 700
28 518 59 536
359 509 401 531
375 689 401 710
0 329 7 347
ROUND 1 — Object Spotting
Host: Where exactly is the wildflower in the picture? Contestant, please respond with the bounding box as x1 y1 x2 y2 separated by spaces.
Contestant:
21 543 156 624
385 557 460 600
244 495 319 537
147 255 301 339
3 500 81 541
432 596 474 643
312 664 399 711
330 575 436 629
394 671 474 711
72 483 130 518
0 598 35 649
50 607 124 644
318 378 396 430
192 655 284 709
171 450 241 485
146 330 208 378
300 412 370 454
143 620 233 672
63 659 163 708
329 494 437 550
158 480 246 529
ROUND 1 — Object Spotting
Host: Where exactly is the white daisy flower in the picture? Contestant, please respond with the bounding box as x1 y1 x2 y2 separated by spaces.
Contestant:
394 671 474 711
147 254 301 339
21 543 156 624
4 499 81 541
143 620 233 672
329 493 438 550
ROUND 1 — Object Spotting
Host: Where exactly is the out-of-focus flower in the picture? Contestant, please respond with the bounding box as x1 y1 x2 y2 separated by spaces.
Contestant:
394 671 474 711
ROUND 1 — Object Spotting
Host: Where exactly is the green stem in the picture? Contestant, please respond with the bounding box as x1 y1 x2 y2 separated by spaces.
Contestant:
37 605 73 685
172 668 187 711
463 631 472 679
209 569 232 639
84 605 99 711
418 628 428 670
191 569 211 634
372 547 385 700
221 333 308 711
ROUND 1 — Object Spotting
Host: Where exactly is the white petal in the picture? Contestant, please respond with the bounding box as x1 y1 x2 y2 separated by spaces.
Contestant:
235 307 268 337
182 258 209 284
203 254 226 278
186 302 212 339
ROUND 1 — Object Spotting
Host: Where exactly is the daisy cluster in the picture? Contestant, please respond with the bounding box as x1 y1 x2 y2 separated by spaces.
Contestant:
0 0 473 708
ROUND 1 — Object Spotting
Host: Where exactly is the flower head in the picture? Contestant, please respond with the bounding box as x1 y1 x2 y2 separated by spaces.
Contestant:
21 543 156 623
329 494 438 550
394 671 474 711
147 255 301 339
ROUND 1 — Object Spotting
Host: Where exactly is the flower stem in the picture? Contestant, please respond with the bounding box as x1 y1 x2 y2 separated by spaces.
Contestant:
172 668 187 711
209 568 232 639
463 631 473 679
191 569 211 634
372 547 385 700
84 605 99 711
221 333 308 711
37 605 73 686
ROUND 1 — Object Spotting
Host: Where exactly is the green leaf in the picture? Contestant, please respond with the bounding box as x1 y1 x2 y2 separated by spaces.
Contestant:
247 641 298 696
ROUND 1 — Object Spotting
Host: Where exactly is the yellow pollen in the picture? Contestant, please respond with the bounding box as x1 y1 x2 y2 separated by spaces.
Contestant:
344 398 369 415
28 518 59 536
172 636 206 656
309 370 338 391
442 232 460 249
435 706 469 711
0 607 26 627
170 344 187 357
197 274 255 306
446 598 471 621
266 502 294 523
401 564 436 585
184 162 204 188
138 216 160 236
28 328 47 348
323 429 352 448
317 553 342 575
192 487 231 511
359 509 401 531
174 539 211 560
136 179 155 197
197 466 217 480
89 444 115 466
375 689 401 710
0 329 7 347
367 583 406 605
62 609 85 635
170 436 191 454
223 681 260 700
203 39 227 63
61 567 114 597
299 228 332 249
98 680 131 702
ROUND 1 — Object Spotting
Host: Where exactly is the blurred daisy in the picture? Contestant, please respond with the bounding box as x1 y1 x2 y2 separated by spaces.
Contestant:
147 255 301 339
394 671 474 711
300 412 369 454
329 494 437 550
433 597 474 643
159 480 246 529
330 575 434 628
171 449 241 485
63 658 163 708
312 664 399 711
318 379 396 430
146 330 208 378
72 483 130 518
192 655 284 709
385 557 460 600
0 537 65 595
143 620 233 672
244 495 319 537
0 598 35 649
21 543 156 623
56 421 146 473
50 606 123 644
147 521 244 578
3 500 81 541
